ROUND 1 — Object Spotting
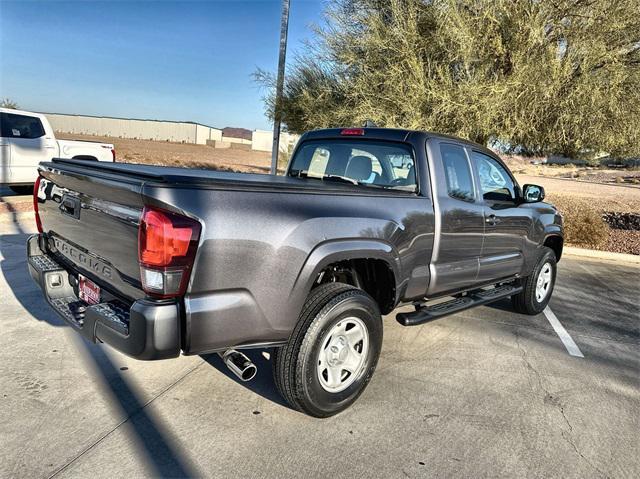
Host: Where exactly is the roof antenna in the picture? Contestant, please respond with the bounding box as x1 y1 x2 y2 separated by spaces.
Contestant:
362 119 377 128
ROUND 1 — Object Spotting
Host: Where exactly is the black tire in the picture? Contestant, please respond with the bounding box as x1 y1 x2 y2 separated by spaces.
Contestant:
273 282 383 418
512 247 557 315
9 185 33 195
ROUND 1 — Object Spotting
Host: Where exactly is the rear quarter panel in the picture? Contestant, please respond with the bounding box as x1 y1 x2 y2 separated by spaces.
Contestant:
142 183 434 354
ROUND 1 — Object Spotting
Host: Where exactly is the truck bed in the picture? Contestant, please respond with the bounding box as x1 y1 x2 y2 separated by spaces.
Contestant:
44 158 416 195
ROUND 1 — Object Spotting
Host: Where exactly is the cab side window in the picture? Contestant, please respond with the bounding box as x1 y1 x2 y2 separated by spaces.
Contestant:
0 113 46 139
472 152 516 202
440 143 474 202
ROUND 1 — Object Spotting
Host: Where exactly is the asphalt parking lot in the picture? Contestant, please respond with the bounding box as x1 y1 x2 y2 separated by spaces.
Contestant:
1 215 638 478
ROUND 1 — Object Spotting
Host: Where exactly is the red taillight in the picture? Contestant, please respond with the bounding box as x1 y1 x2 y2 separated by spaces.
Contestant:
139 208 194 266
111 148 116 162
33 176 43 233
340 128 365 136
138 206 201 298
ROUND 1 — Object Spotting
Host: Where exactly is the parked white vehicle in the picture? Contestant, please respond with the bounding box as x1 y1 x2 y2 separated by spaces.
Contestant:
0 108 115 193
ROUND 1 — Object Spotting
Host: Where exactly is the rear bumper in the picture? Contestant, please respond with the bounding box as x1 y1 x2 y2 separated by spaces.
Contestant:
27 234 180 360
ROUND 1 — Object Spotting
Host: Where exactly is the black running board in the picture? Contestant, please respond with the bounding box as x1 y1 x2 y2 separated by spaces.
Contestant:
396 284 522 326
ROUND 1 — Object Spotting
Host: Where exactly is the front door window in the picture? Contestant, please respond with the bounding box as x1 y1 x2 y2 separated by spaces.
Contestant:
472 151 515 203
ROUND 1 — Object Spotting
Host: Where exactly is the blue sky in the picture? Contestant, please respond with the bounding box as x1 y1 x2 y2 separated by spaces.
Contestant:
0 0 324 130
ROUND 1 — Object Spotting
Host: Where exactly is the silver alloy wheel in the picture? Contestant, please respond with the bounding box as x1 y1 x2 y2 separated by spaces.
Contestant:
535 262 552 302
317 317 369 393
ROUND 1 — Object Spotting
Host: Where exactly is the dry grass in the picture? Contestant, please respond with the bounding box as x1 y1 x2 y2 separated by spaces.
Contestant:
552 196 609 248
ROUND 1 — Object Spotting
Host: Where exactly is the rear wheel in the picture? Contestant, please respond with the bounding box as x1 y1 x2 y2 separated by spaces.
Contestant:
273 282 383 417
512 247 557 315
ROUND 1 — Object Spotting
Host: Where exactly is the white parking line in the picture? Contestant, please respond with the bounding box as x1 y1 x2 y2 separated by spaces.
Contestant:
543 307 584 358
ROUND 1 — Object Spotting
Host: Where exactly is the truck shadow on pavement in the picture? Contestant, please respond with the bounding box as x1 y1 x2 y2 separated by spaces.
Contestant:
201 349 291 409
0 231 200 477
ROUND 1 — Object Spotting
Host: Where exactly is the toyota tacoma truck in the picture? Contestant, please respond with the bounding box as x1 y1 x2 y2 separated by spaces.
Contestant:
1 108 115 194
27 127 562 417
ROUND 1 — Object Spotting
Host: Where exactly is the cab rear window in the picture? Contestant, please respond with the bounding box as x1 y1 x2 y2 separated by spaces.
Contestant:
288 139 417 192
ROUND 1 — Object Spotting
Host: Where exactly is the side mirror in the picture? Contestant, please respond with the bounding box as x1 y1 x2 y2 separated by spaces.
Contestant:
522 184 545 203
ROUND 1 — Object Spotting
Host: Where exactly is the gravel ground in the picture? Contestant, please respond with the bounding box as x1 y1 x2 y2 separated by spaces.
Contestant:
557 170 640 185
605 229 640 255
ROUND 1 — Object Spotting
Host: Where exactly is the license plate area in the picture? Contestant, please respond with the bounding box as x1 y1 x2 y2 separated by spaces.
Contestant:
78 274 101 305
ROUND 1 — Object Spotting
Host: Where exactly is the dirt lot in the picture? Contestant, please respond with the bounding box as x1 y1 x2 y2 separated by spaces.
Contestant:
501 154 640 185
56 133 272 173
559 170 640 185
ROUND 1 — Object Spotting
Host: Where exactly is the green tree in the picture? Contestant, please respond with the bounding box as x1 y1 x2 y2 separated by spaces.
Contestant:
0 98 19 109
257 0 640 157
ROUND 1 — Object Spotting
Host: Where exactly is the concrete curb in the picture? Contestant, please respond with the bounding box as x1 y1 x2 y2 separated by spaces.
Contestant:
564 246 640 264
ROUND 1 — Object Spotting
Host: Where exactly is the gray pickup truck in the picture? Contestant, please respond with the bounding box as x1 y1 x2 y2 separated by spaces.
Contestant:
28 127 563 417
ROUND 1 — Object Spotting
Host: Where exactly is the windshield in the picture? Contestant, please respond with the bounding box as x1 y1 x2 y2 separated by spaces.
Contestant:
288 139 417 192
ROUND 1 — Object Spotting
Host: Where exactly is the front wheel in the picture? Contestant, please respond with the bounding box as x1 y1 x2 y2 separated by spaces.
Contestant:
273 282 383 417
512 247 557 315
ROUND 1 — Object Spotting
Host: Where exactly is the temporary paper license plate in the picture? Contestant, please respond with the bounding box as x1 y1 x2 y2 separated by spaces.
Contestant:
78 274 101 305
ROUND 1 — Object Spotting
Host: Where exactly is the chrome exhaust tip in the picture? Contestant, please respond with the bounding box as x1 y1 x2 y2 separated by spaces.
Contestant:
218 349 257 382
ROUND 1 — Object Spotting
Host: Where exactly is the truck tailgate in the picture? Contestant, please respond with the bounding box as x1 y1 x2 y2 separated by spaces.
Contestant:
36 160 147 301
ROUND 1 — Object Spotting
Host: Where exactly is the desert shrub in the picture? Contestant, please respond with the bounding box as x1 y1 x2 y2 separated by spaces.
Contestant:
559 202 609 248
549 195 609 248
